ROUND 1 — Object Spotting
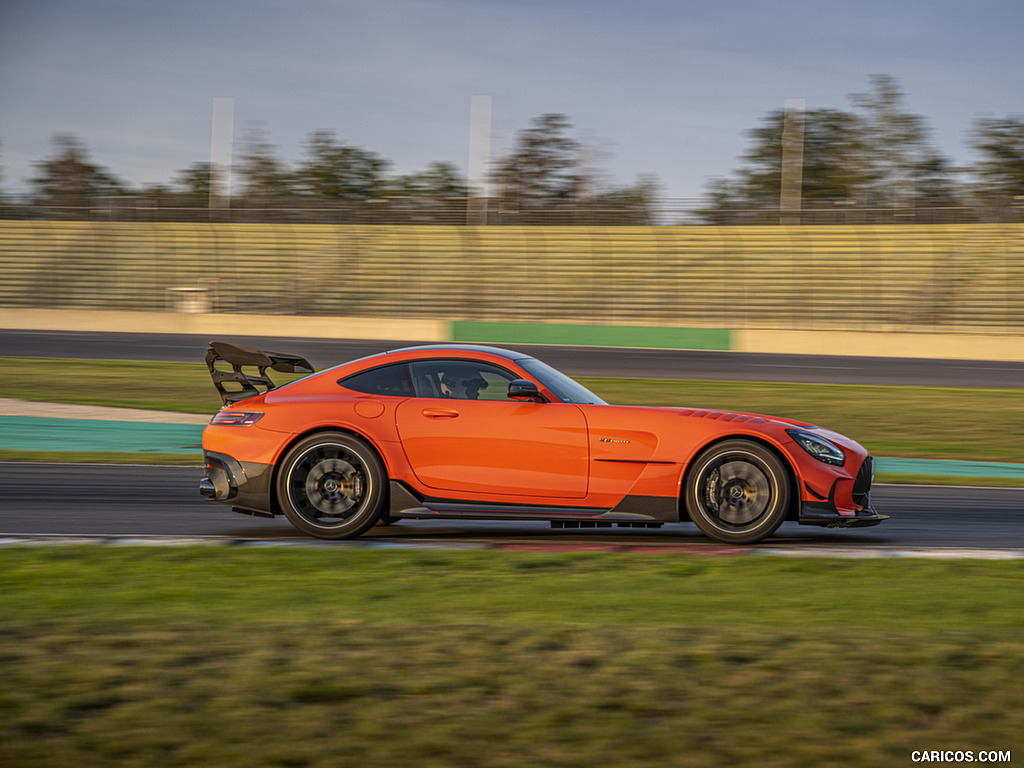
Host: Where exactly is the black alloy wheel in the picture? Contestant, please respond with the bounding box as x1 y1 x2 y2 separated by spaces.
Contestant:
276 432 386 539
685 439 791 544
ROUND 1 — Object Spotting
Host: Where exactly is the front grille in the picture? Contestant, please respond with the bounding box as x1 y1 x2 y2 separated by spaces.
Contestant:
852 456 873 506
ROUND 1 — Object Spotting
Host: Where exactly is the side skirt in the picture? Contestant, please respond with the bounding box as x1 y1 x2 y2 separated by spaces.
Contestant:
388 481 677 524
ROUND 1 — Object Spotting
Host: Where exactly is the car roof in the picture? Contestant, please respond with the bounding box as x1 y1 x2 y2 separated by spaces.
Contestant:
384 344 531 361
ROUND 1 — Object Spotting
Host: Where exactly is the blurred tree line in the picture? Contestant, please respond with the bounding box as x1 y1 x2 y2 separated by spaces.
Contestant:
1 76 1022 224
703 75 1024 224
0 115 657 224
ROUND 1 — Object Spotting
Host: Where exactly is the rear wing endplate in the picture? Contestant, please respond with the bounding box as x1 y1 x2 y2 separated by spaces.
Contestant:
205 340 315 406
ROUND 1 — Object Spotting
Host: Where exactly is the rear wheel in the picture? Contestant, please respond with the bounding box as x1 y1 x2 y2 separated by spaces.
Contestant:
276 432 386 539
685 440 790 544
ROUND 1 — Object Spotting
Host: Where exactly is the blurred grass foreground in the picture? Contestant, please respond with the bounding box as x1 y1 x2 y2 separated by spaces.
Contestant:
1 547 1022 767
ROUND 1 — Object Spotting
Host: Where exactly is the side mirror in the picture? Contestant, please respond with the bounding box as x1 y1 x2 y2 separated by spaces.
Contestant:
507 379 545 402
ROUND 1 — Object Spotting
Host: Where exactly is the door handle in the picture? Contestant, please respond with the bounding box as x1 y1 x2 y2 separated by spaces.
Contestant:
422 407 459 419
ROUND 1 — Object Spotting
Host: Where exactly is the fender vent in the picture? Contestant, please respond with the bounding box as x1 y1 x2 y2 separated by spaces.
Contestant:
678 409 767 424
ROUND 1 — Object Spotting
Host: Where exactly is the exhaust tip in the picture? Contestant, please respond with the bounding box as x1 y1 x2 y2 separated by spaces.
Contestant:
198 477 217 499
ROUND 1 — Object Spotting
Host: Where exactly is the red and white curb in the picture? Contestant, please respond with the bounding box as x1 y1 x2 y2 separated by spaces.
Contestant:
1 534 1022 559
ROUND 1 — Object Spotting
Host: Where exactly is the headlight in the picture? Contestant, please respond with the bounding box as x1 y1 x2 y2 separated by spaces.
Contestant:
786 429 845 466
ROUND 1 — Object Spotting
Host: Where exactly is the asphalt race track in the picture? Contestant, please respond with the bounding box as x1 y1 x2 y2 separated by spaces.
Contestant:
2 464 1022 551
3 329 1024 387
2 330 1022 553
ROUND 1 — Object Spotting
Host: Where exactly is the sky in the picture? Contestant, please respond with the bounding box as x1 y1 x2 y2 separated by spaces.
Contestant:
1 0 1022 201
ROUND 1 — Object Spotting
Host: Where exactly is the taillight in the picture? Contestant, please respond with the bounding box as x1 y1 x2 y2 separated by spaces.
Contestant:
210 411 265 426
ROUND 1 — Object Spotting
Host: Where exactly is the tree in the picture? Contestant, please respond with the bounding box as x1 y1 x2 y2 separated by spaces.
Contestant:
799 109 873 202
848 74 953 207
492 113 662 223
969 115 1024 204
590 174 662 224
701 76 959 221
370 162 468 224
494 114 584 215
173 162 213 199
907 151 961 213
237 124 295 203
700 176 751 224
29 134 127 208
701 107 870 221
386 161 467 197
295 130 389 199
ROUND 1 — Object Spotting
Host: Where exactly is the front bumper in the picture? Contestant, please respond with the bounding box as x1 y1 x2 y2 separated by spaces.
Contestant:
799 499 888 528
797 455 887 528
200 451 276 518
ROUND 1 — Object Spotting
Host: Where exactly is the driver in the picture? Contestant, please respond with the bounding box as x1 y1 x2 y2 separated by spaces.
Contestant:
439 367 489 400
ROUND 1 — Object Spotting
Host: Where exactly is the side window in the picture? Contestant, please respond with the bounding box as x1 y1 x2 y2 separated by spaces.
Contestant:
338 363 413 396
409 360 517 401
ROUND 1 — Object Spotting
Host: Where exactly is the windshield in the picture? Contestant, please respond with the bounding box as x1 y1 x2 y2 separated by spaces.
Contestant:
517 358 606 405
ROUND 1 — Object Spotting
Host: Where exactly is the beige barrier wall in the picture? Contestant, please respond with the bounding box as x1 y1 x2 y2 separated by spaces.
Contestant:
1 222 1022 333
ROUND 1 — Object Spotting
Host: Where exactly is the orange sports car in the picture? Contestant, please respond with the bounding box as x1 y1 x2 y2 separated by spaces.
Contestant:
199 341 885 544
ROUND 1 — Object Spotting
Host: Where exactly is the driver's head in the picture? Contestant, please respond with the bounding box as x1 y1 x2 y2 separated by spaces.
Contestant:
440 367 488 399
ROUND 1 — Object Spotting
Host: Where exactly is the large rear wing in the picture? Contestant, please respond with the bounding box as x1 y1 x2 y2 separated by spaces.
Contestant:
205 340 315 406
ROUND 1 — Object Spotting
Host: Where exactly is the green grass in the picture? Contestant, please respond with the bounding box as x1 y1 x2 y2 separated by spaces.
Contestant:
1 548 1023 767
0 356 304 414
5 548 1024 629
3 356 1022 464
0 450 201 465
870 473 1024 488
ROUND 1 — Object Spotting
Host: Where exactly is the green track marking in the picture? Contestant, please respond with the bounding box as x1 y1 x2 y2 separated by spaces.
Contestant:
452 321 733 350
0 416 203 454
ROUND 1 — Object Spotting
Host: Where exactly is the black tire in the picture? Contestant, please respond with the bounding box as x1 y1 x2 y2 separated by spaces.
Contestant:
684 439 791 544
276 432 386 540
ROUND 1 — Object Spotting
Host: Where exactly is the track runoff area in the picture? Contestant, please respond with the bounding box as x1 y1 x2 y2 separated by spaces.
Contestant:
1 330 1021 557
1 467 1022 560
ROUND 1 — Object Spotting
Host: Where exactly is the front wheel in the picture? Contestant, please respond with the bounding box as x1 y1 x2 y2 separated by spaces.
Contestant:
276 432 386 539
684 440 791 544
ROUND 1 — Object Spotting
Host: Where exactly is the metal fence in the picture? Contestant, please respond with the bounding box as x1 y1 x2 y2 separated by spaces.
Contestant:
3 198 1022 226
1 220 1022 334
